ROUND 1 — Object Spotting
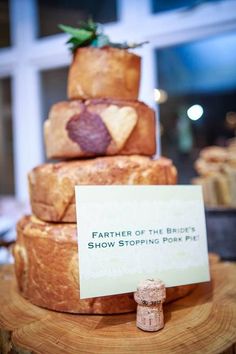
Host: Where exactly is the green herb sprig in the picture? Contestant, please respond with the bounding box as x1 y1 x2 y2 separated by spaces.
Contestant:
59 19 148 52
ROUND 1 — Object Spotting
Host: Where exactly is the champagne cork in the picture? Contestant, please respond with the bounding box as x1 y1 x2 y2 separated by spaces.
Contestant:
134 279 166 332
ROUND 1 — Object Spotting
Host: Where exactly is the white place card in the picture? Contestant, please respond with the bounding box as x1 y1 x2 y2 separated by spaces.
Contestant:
75 185 210 299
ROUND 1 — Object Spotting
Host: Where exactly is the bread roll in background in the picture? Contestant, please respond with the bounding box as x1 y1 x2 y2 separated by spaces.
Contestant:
193 142 236 207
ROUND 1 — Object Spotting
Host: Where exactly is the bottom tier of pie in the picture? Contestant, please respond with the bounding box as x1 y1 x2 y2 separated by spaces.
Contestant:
13 216 196 314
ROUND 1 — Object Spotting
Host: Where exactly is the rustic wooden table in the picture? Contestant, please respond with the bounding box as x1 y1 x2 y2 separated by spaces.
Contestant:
0 255 236 354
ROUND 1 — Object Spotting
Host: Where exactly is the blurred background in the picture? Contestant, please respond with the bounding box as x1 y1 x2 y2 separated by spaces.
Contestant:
0 0 236 261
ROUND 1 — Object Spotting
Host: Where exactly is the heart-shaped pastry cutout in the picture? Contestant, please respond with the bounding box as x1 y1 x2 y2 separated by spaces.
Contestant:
101 105 138 150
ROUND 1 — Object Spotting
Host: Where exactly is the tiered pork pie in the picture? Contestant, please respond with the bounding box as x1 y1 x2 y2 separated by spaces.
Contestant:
13 25 195 313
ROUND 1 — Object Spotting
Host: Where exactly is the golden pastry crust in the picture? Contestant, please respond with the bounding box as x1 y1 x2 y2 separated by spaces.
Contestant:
44 99 156 159
68 47 141 100
13 216 196 314
28 156 177 222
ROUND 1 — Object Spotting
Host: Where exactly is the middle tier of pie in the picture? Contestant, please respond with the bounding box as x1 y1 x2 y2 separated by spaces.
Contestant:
29 155 177 223
44 99 156 159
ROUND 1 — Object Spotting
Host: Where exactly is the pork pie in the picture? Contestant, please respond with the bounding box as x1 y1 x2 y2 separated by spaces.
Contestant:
44 99 156 159
68 47 140 100
13 216 196 314
29 156 177 222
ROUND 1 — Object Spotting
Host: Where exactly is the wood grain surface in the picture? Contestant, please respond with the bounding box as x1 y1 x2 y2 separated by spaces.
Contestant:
0 255 236 354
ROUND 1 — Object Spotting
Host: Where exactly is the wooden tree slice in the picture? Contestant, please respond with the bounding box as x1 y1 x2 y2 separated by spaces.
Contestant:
0 257 236 354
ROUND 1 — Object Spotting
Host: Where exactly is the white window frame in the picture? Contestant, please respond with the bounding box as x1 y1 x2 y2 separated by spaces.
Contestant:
1 0 236 201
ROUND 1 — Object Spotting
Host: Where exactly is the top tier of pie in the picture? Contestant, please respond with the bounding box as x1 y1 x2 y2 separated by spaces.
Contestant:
67 47 141 101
